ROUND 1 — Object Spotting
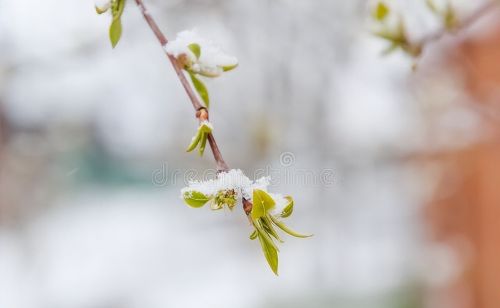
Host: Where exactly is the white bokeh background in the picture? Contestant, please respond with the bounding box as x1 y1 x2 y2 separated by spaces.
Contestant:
1 0 492 307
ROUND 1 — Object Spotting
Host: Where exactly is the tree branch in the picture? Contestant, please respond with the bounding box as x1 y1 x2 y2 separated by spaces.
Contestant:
134 0 229 173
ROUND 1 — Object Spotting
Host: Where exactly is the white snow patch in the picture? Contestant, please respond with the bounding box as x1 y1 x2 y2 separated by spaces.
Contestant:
181 169 273 200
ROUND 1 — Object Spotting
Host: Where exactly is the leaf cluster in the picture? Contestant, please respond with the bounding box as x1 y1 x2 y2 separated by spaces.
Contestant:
249 189 312 275
370 2 422 58
96 0 126 48
183 189 238 210
186 121 213 156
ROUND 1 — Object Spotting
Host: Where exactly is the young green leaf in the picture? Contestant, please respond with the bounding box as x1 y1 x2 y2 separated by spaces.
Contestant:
222 63 238 72
189 72 210 108
253 219 279 252
109 18 122 48
257 232 279 275
111 0 126 18
261 216 283 243
186 130 202 152
199 133 208 156
381 42 400 56
280 196 294 218
251 189 276 220
188 43 201 59
373 2 389 21
270 215 312 238
183 191 211 208
249 230 258 240
213 189 238 210
107 0 126 48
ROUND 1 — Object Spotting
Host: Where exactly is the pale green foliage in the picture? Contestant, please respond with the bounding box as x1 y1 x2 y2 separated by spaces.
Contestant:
183 191 212 208
96 2 309 276
370 1 422 58
269 215 312 238
189 72 210 108
95 0 126 48
186 121 213 156
213 189 238 210
257 229 279 275
109 18 123 48
371 0 464 60
373 2 389 21
183 42 237 109
443 3 458 30
249 230 258 240
222 63 238 72
426 0 457 30
249 189 312 275
183 187 311 275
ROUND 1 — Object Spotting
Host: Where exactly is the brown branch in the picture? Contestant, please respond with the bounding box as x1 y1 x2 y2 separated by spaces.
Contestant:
134 0 229 172
134 0 248 210
417 1 498 48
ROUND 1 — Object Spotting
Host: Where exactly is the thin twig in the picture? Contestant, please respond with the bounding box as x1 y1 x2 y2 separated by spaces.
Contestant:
135 0 249 213
134 0 229 173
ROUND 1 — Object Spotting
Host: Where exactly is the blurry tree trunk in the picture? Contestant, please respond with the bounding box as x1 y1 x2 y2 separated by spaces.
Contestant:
425 26 500 308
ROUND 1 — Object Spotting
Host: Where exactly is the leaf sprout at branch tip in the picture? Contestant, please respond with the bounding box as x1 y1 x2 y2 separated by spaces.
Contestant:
186 120 213 156
96 0 126 48
370 0 497 67
182 169 312 275
165 30 238 78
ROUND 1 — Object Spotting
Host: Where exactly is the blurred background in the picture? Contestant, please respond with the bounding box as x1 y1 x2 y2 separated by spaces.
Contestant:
0 0 499 307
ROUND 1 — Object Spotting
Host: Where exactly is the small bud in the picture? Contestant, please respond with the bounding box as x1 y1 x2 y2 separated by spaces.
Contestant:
189 72 210 108
197 109 209 122
222 63 238 72
213 189 238 210
186 130 202 152
165 30 238 79
372 2 390 21
186 121 213 155
444 3 458 31
95 0 111 14
280 196 294 218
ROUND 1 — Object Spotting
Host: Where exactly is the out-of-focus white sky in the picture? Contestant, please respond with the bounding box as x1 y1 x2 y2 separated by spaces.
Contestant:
0 0 494 307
